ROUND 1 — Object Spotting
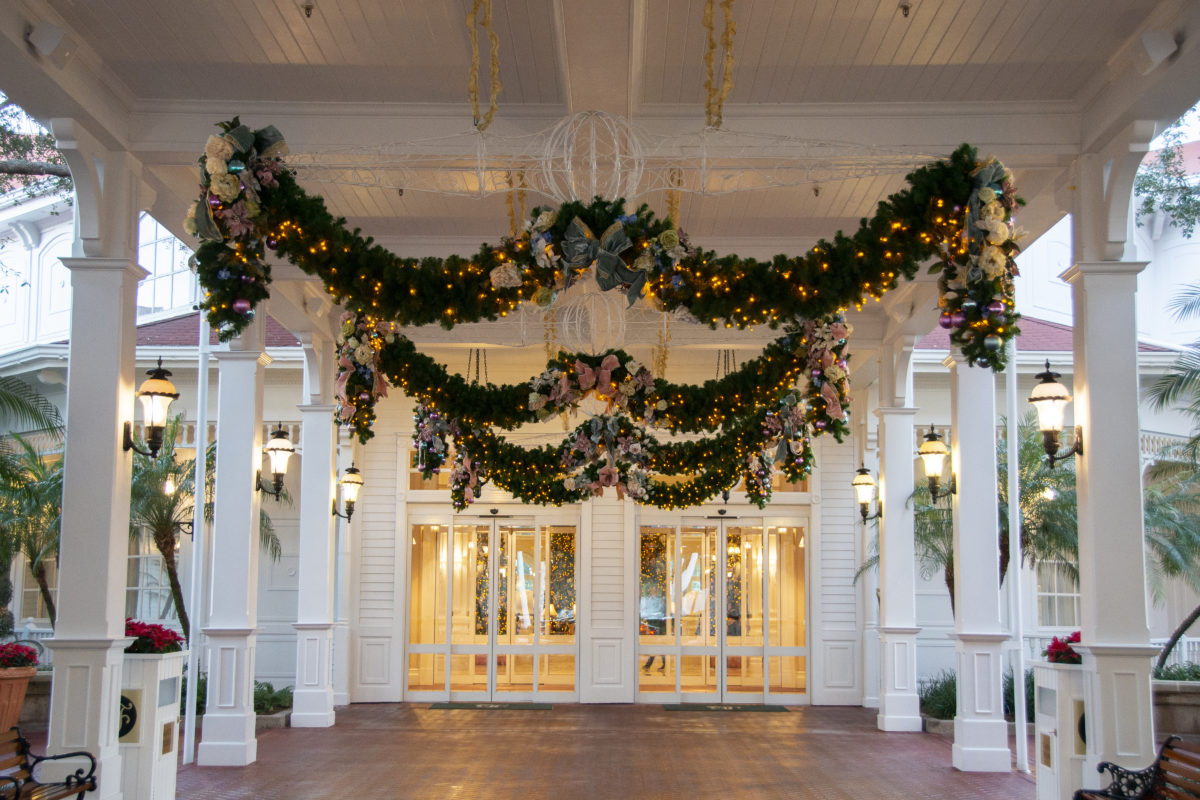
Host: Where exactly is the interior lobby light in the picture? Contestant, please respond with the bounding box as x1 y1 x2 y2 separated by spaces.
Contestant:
123 357 179 460
257 424 295 499
1028 360 1082 468
917 424 956 503
333 464 364 521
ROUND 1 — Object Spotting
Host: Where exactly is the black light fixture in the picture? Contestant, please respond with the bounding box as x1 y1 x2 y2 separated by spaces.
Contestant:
917 424 956 503
332 464 364 521
851 464 881 524
123 357 179 459
1029 360 1082 469
256 425 295 499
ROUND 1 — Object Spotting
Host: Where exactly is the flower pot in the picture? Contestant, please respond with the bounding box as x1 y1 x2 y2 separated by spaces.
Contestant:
0 666 37 732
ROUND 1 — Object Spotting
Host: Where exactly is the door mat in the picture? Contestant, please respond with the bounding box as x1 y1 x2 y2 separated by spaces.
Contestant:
429 702 553 710
662 704 788 712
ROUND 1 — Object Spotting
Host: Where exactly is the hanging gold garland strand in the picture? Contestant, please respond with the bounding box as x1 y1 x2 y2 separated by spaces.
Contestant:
703 0 738 129
466 0 502 131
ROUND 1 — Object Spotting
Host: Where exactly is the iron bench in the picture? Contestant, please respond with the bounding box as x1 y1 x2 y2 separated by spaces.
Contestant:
1074 735 1200 799
0 727 96 799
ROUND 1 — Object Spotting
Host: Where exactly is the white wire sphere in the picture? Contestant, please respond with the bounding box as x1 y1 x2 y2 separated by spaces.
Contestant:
540 111 645 203
553 281 628 355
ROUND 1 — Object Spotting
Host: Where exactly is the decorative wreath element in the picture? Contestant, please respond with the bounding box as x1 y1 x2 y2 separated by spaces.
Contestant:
188 119 1021 509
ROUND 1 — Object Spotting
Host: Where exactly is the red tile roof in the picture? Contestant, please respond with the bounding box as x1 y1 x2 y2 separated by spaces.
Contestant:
916 315 1170 353
137 312 300 347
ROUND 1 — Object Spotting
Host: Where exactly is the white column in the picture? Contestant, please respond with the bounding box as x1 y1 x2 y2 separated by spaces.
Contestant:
290 402 338 727
946 350 1011 772
1063 262 1157 773
46 257 145 799
876 405 922 731
197 320 268 767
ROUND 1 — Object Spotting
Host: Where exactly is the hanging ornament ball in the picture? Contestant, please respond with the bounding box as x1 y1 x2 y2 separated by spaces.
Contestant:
960 299 978 312
232 298 252 315
950 311 966 327
814 419 827 430
266 237 279 250
983 335 1003 351
207 194 222 208
938 313 953 329
811 368 822 380
986 300 1006 316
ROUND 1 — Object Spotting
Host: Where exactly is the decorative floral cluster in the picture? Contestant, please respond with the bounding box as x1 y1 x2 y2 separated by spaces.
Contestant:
761 393 815 485
528 353 662 422
800 314 853 441
0 642 38 668
934 156 1024 369
335 311 395 441
450 445 488 508
741 451 774 507
1043 631 1082 664
560 415 654 501
185 118 289 340
125 619 185 655
412 403 455 478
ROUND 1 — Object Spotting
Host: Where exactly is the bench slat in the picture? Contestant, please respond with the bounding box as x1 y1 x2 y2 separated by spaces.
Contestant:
1155 786 1200 800
1165 747 1200 770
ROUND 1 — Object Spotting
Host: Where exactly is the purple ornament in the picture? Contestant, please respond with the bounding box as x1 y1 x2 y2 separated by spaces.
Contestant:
207 194 222 208
358 391 371 402
938 312 953 329
950 311 966 327
811 368 822 379
232 298 251 315
266 237 279 250
986 300 1006 316
814 419 827 430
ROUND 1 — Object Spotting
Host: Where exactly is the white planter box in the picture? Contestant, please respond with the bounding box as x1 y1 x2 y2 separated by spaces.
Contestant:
120 651 186 800
1033 661 1088 800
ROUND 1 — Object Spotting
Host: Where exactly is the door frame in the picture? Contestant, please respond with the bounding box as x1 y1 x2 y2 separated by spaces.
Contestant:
634 505 811 705
403 506 581 702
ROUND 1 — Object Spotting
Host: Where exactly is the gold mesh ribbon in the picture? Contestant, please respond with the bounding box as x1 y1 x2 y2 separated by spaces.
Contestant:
703 0 737 129
467 0 503 131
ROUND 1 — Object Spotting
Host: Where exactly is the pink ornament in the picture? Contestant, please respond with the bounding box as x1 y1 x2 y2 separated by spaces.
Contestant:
232 298 251 314
986 300 1006 316
950 311 966 327
938 313 953 329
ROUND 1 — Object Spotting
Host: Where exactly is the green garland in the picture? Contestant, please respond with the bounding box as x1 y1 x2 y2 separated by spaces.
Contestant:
188 119 1023 510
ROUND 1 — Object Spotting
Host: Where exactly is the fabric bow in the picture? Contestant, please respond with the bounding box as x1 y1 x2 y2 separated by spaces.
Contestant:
561 217 645 306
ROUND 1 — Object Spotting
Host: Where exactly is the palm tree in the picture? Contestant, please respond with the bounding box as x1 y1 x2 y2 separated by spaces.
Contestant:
128 416 286 642
0 376 62 436
0 435 64 625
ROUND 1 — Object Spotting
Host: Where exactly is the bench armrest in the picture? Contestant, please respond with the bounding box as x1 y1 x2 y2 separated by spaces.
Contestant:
28 748 98 790
1078 761 1156 800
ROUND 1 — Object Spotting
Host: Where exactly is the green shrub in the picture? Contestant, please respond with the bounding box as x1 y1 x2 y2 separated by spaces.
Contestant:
253 681 294 714
181 670 207 716
1004 668 1035 719
918 670 957 719
1154 662 1200 681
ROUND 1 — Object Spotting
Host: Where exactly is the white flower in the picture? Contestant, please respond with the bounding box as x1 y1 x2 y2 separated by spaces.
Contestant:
563 477 577 491
626 359 643 374
981 200 1005 220
534 244 561 272
205 135 235 164
353 343 374 364
489 263 523 289
532 209 557 232
632 252 654 271
980 246 1008 278
977 187 996 204
206 157 228 176
345 336 358 349
210 173 242 203
826 364 846 382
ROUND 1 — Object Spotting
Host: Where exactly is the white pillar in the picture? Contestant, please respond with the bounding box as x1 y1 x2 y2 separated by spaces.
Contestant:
290 402 338 727
47 257 145 799
1063 262 1157 773
946 350 1011 772
876 406 921 731
197 319 268 767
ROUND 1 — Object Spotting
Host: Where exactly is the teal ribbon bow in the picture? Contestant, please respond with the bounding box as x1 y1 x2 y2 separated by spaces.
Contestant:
561 217 646 306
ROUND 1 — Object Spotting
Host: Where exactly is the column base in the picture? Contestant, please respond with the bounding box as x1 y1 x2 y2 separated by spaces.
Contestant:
952 632 1011 772
877 627 922 732
1078 643 1159 775
332 622 350 706
197 628 257 767
291 623 335 727
44 637 133 800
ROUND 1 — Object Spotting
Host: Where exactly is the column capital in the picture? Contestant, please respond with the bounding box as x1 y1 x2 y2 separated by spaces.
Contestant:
875 406 918 419
60 256 148 281
297 403 338 415
1061 261 1148 283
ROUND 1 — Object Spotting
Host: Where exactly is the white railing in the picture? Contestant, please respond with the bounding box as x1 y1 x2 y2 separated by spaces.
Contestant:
11 619 55 665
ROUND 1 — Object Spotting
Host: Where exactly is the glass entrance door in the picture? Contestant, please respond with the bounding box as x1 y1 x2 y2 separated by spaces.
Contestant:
408 519 577 701
638 518 807 703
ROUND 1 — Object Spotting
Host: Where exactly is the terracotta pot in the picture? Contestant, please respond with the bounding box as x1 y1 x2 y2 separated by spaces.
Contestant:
0 667 37 732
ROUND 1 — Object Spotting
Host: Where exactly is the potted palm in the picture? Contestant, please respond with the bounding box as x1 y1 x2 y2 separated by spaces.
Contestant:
0 642 39 731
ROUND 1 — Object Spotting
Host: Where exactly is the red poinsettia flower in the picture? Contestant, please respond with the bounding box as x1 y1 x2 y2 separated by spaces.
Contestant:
125 619 185 655
0 643 38 668
1043 631 1082 664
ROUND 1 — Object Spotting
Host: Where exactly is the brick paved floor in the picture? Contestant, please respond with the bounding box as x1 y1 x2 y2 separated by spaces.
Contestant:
173 703 1037 799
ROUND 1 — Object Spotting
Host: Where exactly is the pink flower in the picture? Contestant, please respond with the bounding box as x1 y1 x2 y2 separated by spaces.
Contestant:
550 375 574 404
829 322 848 339
575 360 596 390
821 382 843 419
597 465 620 486
819 350 835 368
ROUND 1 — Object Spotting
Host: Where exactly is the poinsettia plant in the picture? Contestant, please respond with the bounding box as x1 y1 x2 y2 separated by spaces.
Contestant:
125 619 185 655
1043 631 1082 664
0 643 38 668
